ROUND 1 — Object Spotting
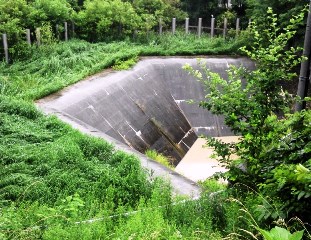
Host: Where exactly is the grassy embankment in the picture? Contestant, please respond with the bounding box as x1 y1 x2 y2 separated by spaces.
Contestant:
0 34 252 239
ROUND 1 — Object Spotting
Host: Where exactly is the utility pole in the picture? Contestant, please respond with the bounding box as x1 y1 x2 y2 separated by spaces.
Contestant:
295 0 311 111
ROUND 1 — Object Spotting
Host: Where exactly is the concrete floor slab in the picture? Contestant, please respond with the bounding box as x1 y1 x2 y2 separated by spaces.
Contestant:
175 136 240 182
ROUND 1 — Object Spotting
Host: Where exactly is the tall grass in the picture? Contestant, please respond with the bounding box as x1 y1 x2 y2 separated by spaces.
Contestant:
0 34 243 101
0 96 154 206
0 173 250 239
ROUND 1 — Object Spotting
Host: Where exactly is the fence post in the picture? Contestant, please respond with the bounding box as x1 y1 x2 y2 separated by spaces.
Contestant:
64 21 68 41
211 17 215 38
26 29 31 45
133 30 137 40
198 18 202 37
236 18 240 37
56 24 60 40
223 18 228 38
185 18 189 34
36 28 41 46
172 18 176 34
2 34 9 64
159 18 163 35
72 21 75 38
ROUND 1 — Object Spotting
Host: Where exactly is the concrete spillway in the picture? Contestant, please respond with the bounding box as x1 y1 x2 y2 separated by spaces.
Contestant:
37 57 254 197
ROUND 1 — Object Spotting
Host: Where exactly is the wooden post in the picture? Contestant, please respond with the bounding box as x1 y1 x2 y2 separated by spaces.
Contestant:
118 23 123 37
56 24 60 40
185 18 189 34
198 18 202 37
223 18 228 38
133 30 137 40
159 18 163 35
211 17 215 38
26 29 31 45
64 21 68 41
71 21 75 38
172 18 176 34
36 28 41 46
236 18 240 37
2 34 9 64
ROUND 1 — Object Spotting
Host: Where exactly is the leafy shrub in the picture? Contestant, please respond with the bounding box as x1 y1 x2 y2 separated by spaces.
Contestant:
183 7 310 223
112 56 139 70
35 22 57 45
75 0 141 41
217 10 237 29
30 0 73 27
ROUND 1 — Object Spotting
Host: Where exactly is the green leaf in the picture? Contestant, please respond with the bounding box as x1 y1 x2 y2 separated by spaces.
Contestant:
270 227 291 239
258 228 274 240
259 227 304 240
289 230 304 240
297 191 305 200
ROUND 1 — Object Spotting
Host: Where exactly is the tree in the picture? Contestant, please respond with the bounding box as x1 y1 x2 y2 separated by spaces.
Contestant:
30 0 74 27
183 8 310 221
181 0 227 21
0 0 33 33
75 0 140 41
231 0 247 17
132 0 186 24
245 0 306 28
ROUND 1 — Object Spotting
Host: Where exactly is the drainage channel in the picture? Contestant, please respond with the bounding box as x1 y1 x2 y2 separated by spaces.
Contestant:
37 57 254 197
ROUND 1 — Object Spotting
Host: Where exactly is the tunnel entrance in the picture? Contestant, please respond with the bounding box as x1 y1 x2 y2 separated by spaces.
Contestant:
37 57 254 165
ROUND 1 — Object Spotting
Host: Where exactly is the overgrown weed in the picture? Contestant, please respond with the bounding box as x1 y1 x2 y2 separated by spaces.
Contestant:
0 35 243 101
145 149 174 169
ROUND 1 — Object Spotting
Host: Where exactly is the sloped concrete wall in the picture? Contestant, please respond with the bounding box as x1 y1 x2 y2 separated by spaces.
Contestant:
38 57 254 164
37 56 254 197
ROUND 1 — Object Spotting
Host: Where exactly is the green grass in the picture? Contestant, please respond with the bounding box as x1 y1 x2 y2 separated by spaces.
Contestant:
145 149 174 169
0 95 154 205
0 33 243 101
0 34 255 239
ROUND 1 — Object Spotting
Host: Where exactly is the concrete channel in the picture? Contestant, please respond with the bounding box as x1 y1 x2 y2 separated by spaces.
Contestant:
37 57 254 198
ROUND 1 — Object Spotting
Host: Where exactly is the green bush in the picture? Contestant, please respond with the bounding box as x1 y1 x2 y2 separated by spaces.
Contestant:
183 7 311 223
31 0 73 27
112 56 139 70
75 0 141 41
